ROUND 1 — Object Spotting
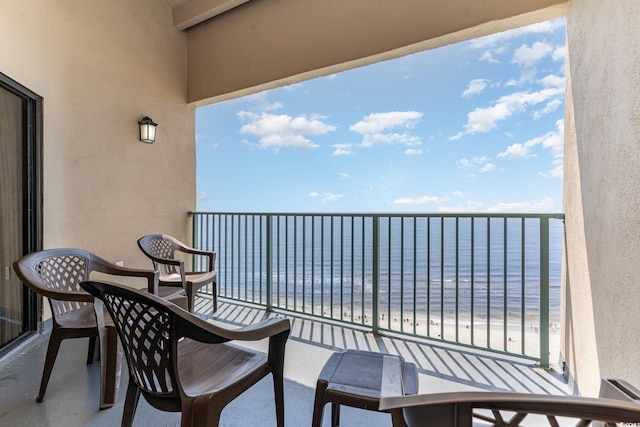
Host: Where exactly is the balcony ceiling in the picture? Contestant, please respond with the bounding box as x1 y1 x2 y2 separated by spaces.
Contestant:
163 0 568 104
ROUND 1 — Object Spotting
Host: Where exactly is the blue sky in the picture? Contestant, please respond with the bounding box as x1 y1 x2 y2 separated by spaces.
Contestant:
196 18 566 213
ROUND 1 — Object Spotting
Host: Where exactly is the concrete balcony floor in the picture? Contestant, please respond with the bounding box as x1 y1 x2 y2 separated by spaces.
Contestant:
0 295 572 427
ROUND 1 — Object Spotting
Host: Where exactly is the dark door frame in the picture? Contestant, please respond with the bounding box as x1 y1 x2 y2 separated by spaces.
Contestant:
0 71 43 350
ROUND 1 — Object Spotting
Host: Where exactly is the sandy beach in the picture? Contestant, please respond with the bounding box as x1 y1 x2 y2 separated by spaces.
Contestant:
305 304 560 361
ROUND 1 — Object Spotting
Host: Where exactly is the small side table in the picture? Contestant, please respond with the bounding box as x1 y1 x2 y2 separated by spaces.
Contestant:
312 350 418 427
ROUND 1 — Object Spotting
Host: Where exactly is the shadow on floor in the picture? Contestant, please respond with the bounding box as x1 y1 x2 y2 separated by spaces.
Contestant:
0 295 572 426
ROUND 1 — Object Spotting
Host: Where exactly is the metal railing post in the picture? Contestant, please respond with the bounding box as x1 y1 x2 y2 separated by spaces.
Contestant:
372 215 380 334
190 212 198 270
266 214 273 312
539 217 550 369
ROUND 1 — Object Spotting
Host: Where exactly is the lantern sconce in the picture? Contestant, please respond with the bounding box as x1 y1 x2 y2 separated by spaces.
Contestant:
138 116 158 143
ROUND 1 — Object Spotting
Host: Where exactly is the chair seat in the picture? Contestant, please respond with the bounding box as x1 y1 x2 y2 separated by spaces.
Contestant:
161 271 216 285
56 304 99 329
178 339 268 396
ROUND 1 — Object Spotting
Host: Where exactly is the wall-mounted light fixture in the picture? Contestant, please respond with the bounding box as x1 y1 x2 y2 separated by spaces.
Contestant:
138 116 158 143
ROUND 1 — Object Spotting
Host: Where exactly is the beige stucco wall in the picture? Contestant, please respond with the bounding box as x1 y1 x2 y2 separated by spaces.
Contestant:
0 0 195 269
186 0 567 104
563 0 640 396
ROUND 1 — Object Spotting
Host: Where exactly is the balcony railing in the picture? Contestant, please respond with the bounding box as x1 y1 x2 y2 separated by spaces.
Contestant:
190 212 565 368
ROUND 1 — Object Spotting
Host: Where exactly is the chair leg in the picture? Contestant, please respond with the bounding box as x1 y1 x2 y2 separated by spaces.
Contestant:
182 397 222 427
188 293 195 312
212 282 218 312
273 370 285 427
36 330 63 402
100 326 121 409
121 378 141 427
311 380 328 427
186 284 195 312
87 336 97 364
331 403 341 427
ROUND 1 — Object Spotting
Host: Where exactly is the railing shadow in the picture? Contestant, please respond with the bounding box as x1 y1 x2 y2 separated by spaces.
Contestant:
195 296 572 397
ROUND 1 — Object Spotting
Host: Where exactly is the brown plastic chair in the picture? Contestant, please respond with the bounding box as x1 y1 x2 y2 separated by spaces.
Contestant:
80 280 290 427
137 234 217 312
378 356 640 427
12 248 183 408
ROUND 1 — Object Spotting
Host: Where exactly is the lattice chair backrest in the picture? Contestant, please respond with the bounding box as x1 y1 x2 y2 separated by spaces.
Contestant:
145 237 179 276
100 290 178 397
35 255 90 317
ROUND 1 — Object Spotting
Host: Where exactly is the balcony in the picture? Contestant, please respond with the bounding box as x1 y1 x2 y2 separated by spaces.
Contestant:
0 211 571 425
0 294 572 426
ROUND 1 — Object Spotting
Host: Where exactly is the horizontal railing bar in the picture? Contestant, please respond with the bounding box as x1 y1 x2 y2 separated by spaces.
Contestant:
190 211 565 219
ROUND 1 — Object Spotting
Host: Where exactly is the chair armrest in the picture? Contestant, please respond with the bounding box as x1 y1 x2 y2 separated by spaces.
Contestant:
89 256 160 294
179 313 290 344
379 391 640 426
380 355 406 402
175 246 215 272
41 289 95 304
144 253 183 268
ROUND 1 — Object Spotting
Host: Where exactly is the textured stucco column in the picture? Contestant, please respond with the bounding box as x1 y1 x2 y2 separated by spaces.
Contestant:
563 0 640 396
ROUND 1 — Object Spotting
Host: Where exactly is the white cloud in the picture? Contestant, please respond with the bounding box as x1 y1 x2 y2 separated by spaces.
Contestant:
449 87 563 140
283 82 304 91
540 74 565 89
462 79 490 98
539 164 564 179
453 191 464 198
479 50 500 64
351 111 421 134
499 119 564 160
470 19 564 65
470 19 565 49
305 191 343 202
498 143 534 159
506 67 538 86
350 111 424 148
512 42 554 68
472 156 490 163
533 98 562 119
238 111 336 151
541 119 565 157
436 200 487 212
359 132 422 147
332 143 355 156
552 45 567 62
322 192 343 202
392 195 447 205
196 191 208 201
480 163 496 173
339 173 351 180
439 197 555 213
238 91 283 112
404 148 424 155
458 156 490 168
483 197 554 213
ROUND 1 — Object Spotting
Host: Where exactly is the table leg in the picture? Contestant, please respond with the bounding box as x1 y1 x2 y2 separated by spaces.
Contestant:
331 402 341 427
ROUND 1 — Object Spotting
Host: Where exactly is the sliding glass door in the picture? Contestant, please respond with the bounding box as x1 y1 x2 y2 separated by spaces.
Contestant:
0 73 42 350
